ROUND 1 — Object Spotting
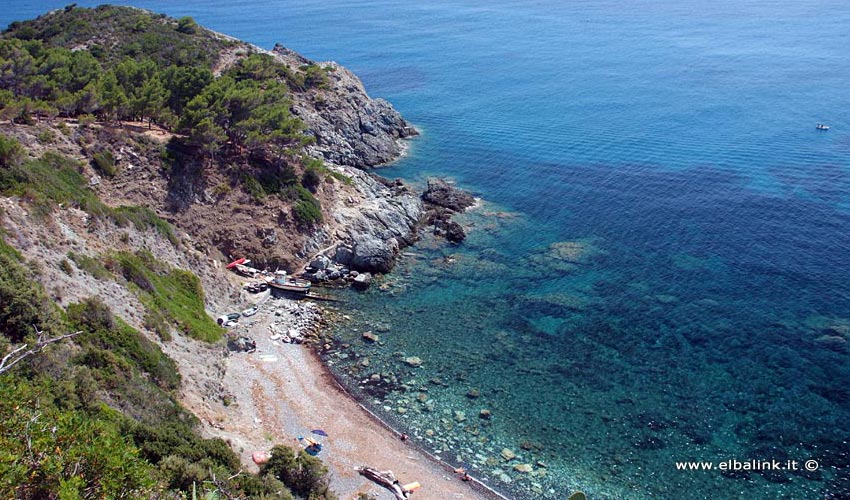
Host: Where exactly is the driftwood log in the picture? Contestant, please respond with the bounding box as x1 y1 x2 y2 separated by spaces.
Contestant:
357 467 409 500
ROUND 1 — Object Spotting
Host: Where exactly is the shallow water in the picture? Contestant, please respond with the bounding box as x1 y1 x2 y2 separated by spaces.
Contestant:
5 1 850 498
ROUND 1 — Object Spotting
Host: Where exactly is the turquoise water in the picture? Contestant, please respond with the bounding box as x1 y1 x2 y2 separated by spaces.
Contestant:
6 1 850 498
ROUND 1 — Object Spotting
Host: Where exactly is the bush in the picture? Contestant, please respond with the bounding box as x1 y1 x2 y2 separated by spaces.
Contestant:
91 148 117 177
37 129 56 144
1 236 64 343
0 134 24 168
0 378 156 500
68 296 180 390
78 114 96 127
301 166 322 193
291 186 323 227
176 16 199 34
262 445 336 499
242 173 267 201
113 251 223 343
68 251 112 280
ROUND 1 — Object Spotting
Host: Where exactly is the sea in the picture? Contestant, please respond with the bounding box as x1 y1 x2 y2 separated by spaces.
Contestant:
4 1 850 498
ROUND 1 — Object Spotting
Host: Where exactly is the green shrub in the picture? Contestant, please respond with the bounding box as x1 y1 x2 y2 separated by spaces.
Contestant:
68 297 180 390
242 173 267 201
301 166 322 193
37 129 56 144
78 114 96 127
0 134 24 168
261 445 337 499
1 236 64 343
291 185 323 227
68 251 113 280
112 205 180 246
0 378 156 500
176 16 199 35
91 149 117 177
113 251 223 343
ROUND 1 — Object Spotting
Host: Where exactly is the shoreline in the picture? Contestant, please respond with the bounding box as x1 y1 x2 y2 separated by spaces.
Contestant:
204 295 501 500
309 346 512 500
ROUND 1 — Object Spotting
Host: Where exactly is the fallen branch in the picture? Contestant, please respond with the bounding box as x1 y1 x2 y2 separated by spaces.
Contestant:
0 327 82 375
358 467 409 500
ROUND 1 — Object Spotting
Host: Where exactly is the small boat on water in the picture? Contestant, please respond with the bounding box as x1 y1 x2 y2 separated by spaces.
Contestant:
816 124 830 130
267 272 311 294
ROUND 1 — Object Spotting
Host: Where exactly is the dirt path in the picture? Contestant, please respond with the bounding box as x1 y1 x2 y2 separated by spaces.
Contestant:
198 296 496 500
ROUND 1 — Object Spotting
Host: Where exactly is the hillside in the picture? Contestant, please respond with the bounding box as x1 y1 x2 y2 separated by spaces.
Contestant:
0 5 430 500
1 4 421 270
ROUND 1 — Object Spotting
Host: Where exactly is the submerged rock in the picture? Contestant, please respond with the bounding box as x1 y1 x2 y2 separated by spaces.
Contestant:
403 356 423 367
501 448 517 461
514 463 533 473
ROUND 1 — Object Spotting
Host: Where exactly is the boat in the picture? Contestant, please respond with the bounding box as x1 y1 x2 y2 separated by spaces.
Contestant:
242 305 259 317
233 263 259 277
816 124 830 130
226 257 248 269
267 272 311 294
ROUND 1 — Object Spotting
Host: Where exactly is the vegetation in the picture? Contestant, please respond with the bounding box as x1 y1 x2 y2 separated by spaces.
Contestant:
68 251 113 280
3 6 333 226
0 137 179 243
291 185 324 227
262 445 338 500
1 231 340 498
91 148 117 177
107 250 223 343
0 8 345 499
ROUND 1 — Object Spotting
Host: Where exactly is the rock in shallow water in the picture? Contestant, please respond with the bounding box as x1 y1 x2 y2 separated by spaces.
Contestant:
352 272 373 290
403 356 423 367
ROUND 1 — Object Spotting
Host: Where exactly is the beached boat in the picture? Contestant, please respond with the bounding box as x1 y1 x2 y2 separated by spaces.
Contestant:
267 274 311 294
233 263 259 277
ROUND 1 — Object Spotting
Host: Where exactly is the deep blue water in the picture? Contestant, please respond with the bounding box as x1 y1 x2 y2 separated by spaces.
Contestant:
6 1 850 498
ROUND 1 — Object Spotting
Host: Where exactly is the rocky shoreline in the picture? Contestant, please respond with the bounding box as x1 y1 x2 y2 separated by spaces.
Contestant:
299 170 476 289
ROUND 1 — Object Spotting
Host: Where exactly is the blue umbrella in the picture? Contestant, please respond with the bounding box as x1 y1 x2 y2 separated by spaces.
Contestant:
311 429 329 437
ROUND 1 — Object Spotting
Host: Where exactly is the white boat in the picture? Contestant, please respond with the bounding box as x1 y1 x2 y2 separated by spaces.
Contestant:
266 272 311 294
816 124 830 130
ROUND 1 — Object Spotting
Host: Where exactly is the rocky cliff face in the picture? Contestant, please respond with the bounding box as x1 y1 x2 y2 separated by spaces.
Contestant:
271 45 417 169
313 167 423 274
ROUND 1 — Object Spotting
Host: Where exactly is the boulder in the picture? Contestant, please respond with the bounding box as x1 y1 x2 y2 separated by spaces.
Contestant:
500 448 516 461
444 220 466 243
351 233 399 273
479 409 492 420
334 245 355 266
514 464 533 473
352 272 372 290
422 178 475 211
310 255 330 270
362 331 380 343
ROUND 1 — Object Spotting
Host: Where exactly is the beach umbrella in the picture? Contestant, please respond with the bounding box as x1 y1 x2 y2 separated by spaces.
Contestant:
311 429 329 437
